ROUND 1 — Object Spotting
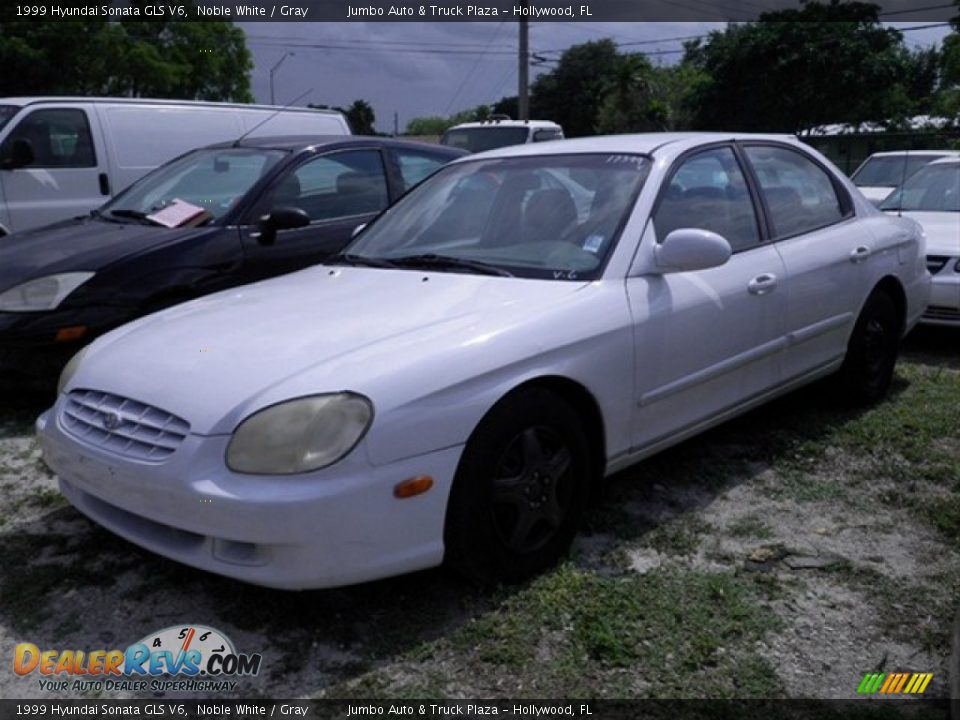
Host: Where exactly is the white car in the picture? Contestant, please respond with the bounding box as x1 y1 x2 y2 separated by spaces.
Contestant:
850 150 960 207
880 157 960 326
38 133 930 589
440 117 564 154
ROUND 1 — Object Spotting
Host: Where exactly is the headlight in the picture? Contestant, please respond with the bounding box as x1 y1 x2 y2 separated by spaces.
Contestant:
226 393 373 475
57 345 89 395
0 272 95 312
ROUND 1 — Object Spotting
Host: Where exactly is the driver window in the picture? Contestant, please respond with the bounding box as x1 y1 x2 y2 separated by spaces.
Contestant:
1 108 96 168
263 149 388 223
654 147 761 253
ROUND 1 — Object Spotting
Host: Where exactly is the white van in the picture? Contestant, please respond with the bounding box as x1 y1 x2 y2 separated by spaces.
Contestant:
0 97 351 235
440 117 564 154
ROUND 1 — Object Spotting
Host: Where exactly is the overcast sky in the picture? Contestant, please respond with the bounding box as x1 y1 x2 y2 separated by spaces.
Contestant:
238 19 955 133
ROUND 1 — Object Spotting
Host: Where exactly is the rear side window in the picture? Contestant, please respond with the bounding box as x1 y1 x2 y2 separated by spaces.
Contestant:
745 146 849 239
395 150 450 191
654 146 761 253
2 108 96 168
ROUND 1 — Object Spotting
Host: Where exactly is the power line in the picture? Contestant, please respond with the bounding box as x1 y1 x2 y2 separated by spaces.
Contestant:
443 21 507 114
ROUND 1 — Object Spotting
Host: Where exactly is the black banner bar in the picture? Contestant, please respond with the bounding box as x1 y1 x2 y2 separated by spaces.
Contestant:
0 700 952 720
1 0 958 22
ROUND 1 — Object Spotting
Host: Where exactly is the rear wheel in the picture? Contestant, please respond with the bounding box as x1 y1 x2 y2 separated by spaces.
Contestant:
444 387 591 583
837 291 900 405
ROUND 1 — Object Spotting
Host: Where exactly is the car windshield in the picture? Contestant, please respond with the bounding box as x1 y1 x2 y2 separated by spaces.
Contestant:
880 163 960 212
0 105 19 133
101 147 286 223
441 127 531 153
852 155 946 187
342 153 650 280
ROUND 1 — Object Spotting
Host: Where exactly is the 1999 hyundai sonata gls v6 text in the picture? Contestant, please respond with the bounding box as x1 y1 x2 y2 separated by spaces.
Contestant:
39 133 931 589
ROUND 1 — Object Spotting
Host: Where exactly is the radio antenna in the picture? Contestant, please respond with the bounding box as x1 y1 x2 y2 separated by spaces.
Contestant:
232 88 314 147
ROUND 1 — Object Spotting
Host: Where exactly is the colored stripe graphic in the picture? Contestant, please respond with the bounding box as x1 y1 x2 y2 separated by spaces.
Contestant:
857 672 933 694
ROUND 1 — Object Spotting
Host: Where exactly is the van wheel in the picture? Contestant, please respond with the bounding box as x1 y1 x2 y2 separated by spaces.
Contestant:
838 291 900 405
444 388 590 584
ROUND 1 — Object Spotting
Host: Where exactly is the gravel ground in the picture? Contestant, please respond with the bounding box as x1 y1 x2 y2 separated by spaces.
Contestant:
1 327 957 701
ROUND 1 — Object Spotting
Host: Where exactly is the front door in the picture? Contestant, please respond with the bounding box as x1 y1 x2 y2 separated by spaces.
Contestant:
627 145 787 450
240 148 391 281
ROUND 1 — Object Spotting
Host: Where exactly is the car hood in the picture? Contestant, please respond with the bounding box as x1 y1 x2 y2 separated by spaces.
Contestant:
896 211 960 255
73 266 588 435
0 216 211 292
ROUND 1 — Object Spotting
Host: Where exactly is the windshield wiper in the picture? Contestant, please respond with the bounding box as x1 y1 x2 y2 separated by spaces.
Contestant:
326 253 399 269
390 253 514 277
108 209 163 226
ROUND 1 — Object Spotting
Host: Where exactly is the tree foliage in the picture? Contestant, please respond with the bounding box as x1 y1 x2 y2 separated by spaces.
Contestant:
345 99 376 134
0 9 253 101
682 0 934 132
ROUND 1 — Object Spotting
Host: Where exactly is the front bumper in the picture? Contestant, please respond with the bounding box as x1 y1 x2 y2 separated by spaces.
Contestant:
38 405 463 590
921 257 960 327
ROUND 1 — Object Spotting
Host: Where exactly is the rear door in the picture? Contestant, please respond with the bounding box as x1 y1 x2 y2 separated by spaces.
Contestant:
240 147 391 281
740 143 869 380
0 104 108 232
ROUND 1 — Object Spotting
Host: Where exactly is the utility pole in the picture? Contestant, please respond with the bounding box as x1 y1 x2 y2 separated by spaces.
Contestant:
394 111 399 136
518 5 529 121
269 52 295 105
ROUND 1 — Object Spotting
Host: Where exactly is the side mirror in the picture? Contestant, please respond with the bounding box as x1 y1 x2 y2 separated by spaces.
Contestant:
351 223 367 238
255 206 310 246
0 139 34 170
654 228 732 273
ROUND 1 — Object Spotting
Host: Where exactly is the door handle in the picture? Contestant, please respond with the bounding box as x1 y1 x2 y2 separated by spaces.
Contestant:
748 273 778 295
849 245 872 263
98 173 110 196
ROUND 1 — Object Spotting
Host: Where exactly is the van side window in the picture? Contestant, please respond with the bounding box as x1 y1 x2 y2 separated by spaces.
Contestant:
2 109 96 168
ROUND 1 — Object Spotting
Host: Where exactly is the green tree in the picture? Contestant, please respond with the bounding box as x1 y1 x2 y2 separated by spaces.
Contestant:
0 11 252 101
345 99 376 134
530 39 622 137
684 0 927 133
595 54 669 134
405 116 452 135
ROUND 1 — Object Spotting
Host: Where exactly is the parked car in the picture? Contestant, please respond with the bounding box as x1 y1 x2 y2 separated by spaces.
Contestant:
880 157 960 327
39 133 929 589
0 136 464 382
0 97 352 235
850 150 960 207
440 116 564 153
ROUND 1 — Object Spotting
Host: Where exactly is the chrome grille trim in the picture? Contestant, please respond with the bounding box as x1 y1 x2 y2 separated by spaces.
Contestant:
60 389 190 462
926 255 949 274
923 306 960 322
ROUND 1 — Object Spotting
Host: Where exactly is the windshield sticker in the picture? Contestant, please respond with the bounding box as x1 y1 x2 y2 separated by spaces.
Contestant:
583 234 605 254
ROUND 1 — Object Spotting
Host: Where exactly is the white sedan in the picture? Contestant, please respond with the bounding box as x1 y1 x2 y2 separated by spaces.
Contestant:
38 134 930 589
880 157 960 327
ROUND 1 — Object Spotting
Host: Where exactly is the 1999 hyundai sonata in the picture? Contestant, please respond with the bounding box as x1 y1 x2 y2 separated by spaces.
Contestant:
39 134 930 589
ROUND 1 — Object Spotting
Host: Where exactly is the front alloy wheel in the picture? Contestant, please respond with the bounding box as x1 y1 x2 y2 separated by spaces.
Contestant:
444 387 591 583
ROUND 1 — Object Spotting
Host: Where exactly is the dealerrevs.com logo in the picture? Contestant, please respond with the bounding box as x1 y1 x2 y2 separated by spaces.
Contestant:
13 625 262 693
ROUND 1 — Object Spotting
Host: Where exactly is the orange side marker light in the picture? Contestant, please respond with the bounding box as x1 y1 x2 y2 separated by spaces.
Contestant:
55 326 87 343
394 475 434 499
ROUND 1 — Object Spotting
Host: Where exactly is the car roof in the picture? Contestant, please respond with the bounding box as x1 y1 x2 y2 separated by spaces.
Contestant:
926 157 960 166
206 134 467 156
0 97 345 115
448 120 561 130
449 132 798 162
865 150 960 159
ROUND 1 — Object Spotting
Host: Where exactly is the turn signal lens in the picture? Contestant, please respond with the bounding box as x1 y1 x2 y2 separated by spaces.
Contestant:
55 326 88 343
394 475 434 499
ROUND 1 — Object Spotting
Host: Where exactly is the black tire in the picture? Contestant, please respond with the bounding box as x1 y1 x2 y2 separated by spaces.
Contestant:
837 291 901 405
444 387 592 584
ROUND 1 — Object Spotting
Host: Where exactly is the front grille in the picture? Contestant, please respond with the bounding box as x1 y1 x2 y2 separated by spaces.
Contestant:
926 255 949 274
923 306 960 322
61 389 190 462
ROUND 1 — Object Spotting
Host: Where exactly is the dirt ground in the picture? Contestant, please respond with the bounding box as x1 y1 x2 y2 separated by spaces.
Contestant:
1 327 957 701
